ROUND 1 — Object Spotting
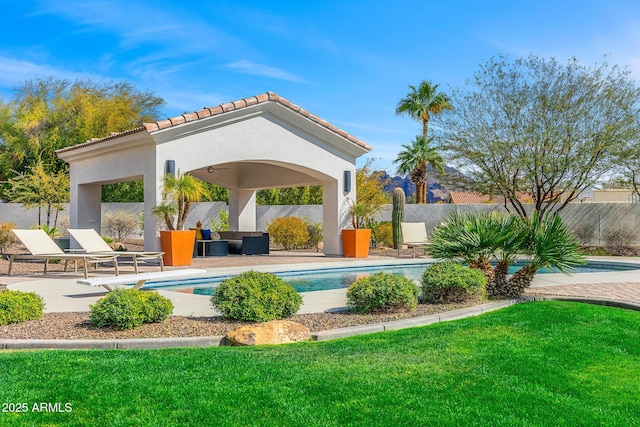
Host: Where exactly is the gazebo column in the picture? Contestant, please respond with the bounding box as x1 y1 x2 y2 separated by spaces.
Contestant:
72 183 102 234
228 189 257 231
143 172 162 252
322 176 353 256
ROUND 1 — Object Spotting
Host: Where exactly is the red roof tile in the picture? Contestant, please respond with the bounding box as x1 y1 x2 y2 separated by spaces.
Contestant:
56 92 371 155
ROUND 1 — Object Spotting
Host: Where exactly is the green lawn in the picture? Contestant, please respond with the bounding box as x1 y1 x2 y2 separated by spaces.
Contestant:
1 301 639 426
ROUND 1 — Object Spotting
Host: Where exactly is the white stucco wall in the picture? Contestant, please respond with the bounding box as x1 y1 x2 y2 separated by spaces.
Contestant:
58 100 367 255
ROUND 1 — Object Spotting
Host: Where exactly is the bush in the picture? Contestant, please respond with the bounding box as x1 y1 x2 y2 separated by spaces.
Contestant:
422 261 487 303
90 289 173 329
0 290 44 325
210 210 229 232
602 225 637 256
103 209 139 241
140 292 174 323
573 222 595 245
211 271 302 321
0 222 16 255
304 217 323 249
373 221 393 248
346 272 419 313
266 216 310 250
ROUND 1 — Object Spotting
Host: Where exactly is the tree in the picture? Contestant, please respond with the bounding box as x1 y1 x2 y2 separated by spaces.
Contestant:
152 172 209 230
434 55 640 220
8 161 69 227
348 160 390 228
394 135 445 204
395 80 452 204
0 77 165 199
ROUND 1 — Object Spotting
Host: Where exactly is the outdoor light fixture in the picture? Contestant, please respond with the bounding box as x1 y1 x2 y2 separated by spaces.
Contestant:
207 166 215 173
165 160 175 176
344 170 351 193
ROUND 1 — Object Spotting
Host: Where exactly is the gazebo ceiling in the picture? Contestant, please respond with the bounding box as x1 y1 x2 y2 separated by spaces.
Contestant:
190 161 327 190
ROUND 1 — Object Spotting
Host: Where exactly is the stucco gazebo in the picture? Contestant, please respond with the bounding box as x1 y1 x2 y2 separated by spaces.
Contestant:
56 92 371 256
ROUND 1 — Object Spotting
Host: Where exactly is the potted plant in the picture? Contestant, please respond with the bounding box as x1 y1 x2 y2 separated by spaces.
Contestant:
152 171 209 266
342 163 388 258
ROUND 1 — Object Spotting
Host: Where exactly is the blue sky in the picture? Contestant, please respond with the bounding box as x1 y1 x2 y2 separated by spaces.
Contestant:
2 0 640 173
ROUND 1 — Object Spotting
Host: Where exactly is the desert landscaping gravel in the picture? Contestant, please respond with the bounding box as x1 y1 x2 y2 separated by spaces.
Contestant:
1 241 483 340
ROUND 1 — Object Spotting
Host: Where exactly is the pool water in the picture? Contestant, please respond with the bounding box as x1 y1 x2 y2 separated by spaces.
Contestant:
150 261 640 296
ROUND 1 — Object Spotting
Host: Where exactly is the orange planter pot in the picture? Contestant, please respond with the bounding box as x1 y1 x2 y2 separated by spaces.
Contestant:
341 229 371 258
160 230 196 266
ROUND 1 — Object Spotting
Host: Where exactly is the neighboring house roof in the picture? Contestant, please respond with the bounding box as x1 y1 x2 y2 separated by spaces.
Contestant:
447 191 494 204
56 92 371 155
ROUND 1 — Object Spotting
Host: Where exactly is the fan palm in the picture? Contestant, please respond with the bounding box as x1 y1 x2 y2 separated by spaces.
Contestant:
396 80 453 137
394 135 445 204
429 211 527 295
395 80 452 204
508 213 585 296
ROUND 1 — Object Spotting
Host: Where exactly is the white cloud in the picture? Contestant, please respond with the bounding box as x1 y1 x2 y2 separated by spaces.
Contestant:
0 57 105 88
220 60 307 83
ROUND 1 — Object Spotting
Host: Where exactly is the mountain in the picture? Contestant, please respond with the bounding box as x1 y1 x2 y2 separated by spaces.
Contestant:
377 165 464 203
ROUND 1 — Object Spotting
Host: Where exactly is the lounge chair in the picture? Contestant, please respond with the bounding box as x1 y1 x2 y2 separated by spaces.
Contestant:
400 222 429 257
67 229 164 274
77 268 207 291
7 229 119 278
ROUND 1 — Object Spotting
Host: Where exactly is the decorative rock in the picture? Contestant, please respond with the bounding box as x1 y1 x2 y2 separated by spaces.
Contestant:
226 320 311 346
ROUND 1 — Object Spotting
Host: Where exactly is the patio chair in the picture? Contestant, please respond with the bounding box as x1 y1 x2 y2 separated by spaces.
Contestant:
7 229 119 279
399 222 429 258
67 229 164 274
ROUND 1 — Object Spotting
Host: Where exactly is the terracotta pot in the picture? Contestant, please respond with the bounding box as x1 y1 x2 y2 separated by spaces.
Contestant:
341 228 371 258
159 230 196 266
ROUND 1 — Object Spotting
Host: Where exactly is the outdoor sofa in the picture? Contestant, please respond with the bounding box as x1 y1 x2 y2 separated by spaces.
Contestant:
194 231 269 256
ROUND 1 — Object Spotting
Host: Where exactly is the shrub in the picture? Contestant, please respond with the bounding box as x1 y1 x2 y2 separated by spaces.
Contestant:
422 261 487 303
0 222 16 255
266 216 310 250
210 210 229 232
373 221 393 248
602 225 637 256
573 222 595 245
211 271 302 321
103 209 139 241
303 217 323 249
90 289 173 329
346 272 419 313
140 292 174 323
0 290 44 325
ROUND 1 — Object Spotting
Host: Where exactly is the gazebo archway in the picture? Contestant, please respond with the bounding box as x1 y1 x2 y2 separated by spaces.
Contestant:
56 92 371 256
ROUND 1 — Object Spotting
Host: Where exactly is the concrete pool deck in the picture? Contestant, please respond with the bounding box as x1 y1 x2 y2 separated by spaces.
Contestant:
4 254 640 316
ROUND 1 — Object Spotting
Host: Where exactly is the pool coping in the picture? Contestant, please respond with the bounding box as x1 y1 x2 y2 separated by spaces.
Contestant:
2 296 640 350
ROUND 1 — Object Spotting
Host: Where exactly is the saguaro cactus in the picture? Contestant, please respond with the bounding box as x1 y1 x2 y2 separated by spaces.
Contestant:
392 187 406 249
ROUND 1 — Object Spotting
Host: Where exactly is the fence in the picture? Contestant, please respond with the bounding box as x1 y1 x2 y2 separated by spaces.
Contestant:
1 202 638 245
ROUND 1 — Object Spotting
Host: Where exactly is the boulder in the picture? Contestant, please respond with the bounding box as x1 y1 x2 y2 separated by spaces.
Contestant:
226 320 311 346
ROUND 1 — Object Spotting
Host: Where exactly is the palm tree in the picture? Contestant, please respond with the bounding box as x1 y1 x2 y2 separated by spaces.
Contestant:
395 80 452 203
396 80 452 138
429 211 526 295
507 213 585 297
152 171 209 230
394 135 445 204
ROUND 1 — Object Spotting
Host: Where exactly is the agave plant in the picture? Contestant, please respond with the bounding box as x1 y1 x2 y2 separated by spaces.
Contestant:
508 213 585 296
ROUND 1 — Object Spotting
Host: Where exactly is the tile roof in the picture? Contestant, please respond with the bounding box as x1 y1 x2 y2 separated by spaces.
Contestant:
56 92 371 154
448 191 494 204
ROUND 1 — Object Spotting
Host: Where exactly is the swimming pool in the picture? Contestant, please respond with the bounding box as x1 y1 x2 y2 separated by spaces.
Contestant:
149 260 640 295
